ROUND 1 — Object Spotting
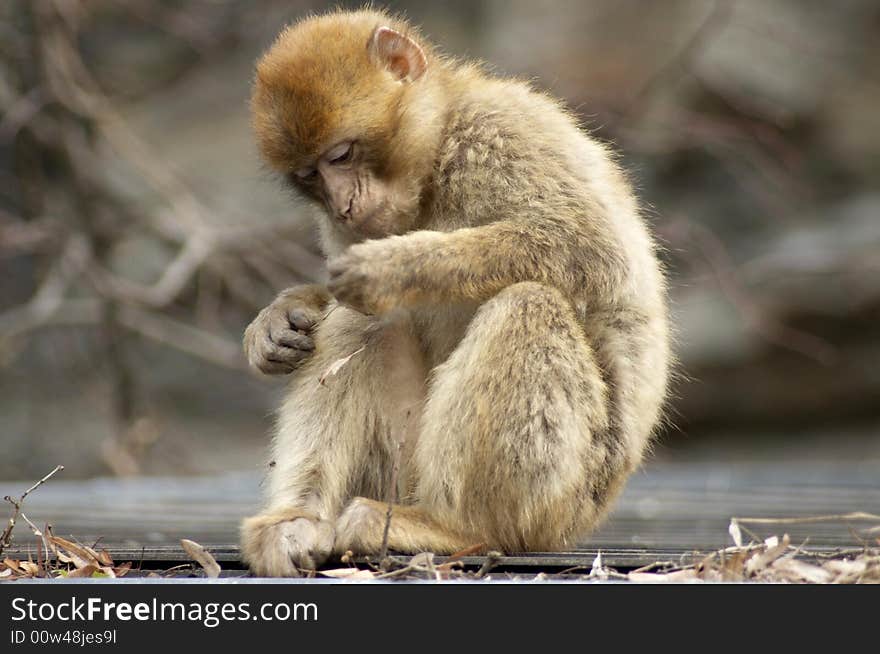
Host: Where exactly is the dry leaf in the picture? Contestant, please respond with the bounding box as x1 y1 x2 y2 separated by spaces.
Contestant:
409 552 435 568
319 568 375 580
628 569 702 583
114 561 132 578
745 534 790 576
318 347 365 386
66 564 98 578
19 561 41 576
770 558 833 583
719 550 748 582
97 549 114 567
728 519 743 548
50 536 100 569
180 539 221 578
822 558 867 583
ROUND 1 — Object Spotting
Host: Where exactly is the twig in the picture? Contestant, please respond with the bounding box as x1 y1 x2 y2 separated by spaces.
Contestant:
19 512 42 536
474 551 502 579
0 464 64 557
732 512 880 526
442 542 488 563
19 512 54 573
380 439 404 560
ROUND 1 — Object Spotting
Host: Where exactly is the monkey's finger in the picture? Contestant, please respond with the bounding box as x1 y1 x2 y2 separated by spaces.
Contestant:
267 313 311 347
288 308 317 332
274 329 315 351
260 336 308 365
248 338 296 375
256 360 296 375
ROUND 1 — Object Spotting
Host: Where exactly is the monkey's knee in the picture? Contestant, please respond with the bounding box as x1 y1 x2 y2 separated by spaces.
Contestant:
488 281 569 311
415 282 612 551
479 281 573 322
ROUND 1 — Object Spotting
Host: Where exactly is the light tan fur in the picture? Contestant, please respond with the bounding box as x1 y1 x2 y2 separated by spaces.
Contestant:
240 8 670 577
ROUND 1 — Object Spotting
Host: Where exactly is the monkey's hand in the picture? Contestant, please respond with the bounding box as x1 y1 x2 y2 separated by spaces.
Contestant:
327 238 410 315
243 284 331 375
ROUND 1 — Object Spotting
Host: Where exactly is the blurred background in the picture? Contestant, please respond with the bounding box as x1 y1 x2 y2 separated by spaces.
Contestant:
1 0 878 481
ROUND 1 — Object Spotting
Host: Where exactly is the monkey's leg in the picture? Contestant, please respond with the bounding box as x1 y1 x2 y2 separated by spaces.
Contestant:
241 305 426 576
335 281 627 555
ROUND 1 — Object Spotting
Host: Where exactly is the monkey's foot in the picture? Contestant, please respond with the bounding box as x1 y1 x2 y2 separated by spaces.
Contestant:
240 511 335 577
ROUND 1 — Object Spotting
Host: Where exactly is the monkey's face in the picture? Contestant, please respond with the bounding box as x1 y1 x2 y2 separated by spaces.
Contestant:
251 12 433 240
286 139 413 240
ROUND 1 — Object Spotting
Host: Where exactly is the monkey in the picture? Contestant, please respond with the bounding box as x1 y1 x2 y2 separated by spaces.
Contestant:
239 8 670 577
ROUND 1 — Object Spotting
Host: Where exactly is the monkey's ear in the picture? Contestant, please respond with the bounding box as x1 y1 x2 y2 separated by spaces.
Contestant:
368 26 428 82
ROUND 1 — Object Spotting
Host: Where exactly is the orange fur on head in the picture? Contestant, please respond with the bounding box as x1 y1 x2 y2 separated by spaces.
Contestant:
251 9 429 172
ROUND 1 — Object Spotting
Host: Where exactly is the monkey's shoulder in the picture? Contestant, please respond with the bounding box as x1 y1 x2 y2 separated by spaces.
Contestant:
435 75 622 199
441 79 578 158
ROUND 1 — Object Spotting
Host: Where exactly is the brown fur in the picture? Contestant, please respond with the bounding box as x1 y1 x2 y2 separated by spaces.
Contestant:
240 8 670 577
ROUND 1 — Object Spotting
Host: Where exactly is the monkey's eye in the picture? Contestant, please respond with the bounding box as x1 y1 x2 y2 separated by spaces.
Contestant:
326 141 353 165
294 167 318 181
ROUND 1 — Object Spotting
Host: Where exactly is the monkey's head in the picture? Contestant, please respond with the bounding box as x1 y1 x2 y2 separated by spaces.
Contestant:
252 10 443 239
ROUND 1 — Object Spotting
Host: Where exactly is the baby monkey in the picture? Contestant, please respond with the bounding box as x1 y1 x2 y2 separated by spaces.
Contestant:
241 8 670 576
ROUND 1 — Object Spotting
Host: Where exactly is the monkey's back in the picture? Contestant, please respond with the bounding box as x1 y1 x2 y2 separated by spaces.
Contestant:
422 69 671 473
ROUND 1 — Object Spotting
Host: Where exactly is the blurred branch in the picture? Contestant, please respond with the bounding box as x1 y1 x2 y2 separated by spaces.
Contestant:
89 233 215 308
0 86 47 143
116 305 242 369
0 0 316 473
107 0 222 54
0 216 61 256
620 0 734 126
0 297 242 370
2 0 320 347
0 235 91 340
664 217 838 365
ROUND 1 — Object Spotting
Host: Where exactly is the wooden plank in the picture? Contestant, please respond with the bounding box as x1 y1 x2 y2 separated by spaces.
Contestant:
2 544 690 570
1 458 876 573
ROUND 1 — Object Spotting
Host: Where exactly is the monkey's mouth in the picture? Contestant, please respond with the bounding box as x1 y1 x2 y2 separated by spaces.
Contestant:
345 201 390 237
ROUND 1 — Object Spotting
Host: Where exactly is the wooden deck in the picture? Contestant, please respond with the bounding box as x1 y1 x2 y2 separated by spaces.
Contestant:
3 455 878 576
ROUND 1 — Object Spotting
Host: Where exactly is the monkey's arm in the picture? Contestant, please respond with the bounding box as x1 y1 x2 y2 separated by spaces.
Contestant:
327 217 629 314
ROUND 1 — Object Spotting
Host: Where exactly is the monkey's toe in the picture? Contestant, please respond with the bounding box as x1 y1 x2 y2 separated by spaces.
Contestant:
334 497 386 554
241 515 335 577
278 517 335 570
